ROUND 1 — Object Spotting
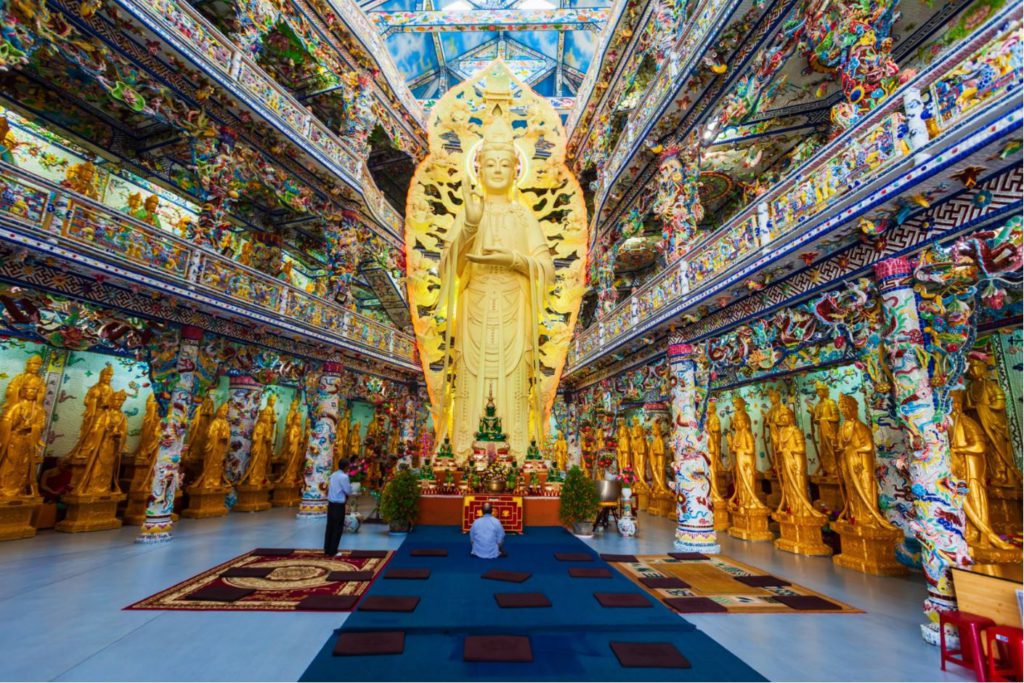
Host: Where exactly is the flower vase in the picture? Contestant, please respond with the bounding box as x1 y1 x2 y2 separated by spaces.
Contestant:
622 487 632 500
351 482 362 496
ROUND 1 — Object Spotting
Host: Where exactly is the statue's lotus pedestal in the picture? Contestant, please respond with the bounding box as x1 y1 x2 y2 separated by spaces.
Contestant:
181 485 229 518
271 482 301 507
56 491 126 533
727 505 773 542
810 474 844 513
713 498 730 531
772 511 831 556
832 520 907 576
989 485 1023 534
0 495 43 541
234 484 271 512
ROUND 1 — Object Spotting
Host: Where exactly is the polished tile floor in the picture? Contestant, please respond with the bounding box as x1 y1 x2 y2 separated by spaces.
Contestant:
0 506 971 682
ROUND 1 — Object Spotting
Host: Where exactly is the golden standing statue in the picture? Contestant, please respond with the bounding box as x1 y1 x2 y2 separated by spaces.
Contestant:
728 396 767 513
630 417 648 480
334 407 350 469
185 392 216 462
553 430 568 471
348 422 363 461
2 355 46 419
836 395 891 529
615 418 632 474
775 410 821 519
706 397 725 500
648 419 675 516
66 364 115 461
241 398 275 488
277 399 305 486
194 404 230 490
765 389 791 497
950 390 1018 559
129 394 161 491
74 390 128 496
966 357 1021 486
406 62 587 464
0 383 46 497
811 382 840 477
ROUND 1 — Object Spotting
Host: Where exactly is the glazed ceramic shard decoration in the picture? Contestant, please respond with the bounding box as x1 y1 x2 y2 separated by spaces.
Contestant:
405 59 588 462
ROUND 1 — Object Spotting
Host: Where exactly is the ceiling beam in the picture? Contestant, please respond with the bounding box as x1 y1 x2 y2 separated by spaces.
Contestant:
371 7 609 34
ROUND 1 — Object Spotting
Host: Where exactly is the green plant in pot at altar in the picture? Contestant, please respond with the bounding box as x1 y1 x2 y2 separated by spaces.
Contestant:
381 466 420 533
559 465 600 537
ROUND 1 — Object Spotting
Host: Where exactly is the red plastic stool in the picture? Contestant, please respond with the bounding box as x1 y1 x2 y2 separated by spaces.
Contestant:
984 626 1023 682
940 610 996 681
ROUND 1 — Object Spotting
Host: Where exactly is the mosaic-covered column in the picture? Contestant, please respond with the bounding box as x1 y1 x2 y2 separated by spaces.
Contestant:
297 363 344 518
137 326 203 543
224 375 265 486
875 257 970 644
667 339 719 553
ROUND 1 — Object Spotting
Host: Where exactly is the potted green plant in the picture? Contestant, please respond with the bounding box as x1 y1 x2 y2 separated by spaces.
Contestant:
559 465 600 537
380 466 420 533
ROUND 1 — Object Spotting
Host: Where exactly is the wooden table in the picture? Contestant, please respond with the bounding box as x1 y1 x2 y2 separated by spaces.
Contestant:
952 562 1023 627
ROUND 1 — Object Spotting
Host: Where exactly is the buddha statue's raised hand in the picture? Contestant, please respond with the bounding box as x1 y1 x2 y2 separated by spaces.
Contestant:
462 180 484 227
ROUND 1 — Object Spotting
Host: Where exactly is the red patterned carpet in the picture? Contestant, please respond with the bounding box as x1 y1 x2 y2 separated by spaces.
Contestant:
126 549 391 612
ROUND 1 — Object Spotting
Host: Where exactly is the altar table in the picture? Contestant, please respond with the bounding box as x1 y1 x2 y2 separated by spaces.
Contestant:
416 494 561 531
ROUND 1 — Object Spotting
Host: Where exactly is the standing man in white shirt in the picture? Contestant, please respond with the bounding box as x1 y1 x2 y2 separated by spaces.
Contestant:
324 459 352 556
470 503 506 559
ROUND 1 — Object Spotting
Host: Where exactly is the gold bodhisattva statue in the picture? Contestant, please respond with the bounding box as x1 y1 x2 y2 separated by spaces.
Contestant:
950 390 1020 562
334 407 350 470
129 395 161 490
811 382 840 477
772 410 830 556
241 397 276 489
0 383 46 497
629 417 652 506
615 418 632 474
706 397 729 531
277 399 305 487
2 355 45 420
966 357 1021 486
66 364 115 462
348 422 363 461
648 420 674 517
553 430 568 471
74 390 128 496
832 394 905 575
764 389 791 507
185 392 215 462
727 395 772 541
194 404 230 490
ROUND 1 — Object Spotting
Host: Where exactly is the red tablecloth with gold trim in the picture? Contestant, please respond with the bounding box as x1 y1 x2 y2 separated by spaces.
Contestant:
461 495 523 533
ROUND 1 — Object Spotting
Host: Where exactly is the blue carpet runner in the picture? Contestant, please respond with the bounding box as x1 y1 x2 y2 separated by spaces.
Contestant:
300 526 765 681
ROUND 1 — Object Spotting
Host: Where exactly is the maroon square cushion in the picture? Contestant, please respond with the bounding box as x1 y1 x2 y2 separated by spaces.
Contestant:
610 642 692 669
358 596 420 612
328 570 375 582
221 567 273 578
494 592 551 608
482 570 531 583
594 592 651 608
185 586 255 602
600 554 638 563
569 568 612 579
463 635 533 662
774 595 842 611
346 550 389 558
250 548 293 556
410 548 448 557
298 594 359 611
385 568 431 580
667 552 708 561
663 597 727 613
640 577 690 589
334 631 405 656
554 553 594 562
734 575 791 588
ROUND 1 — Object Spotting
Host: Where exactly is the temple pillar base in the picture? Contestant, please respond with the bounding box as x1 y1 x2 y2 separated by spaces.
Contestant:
56 492 126 533
989 485 1023 534
970 542 1023 564
0 496 43 541
713 498 730 531
234 484 271 512
728 506 773 542
773 511 831 556
810 475 844 514
832 520 907 576
181 485 229 518
271 483 301 508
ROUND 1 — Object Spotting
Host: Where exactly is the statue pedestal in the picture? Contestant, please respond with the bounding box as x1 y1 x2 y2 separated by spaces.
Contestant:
56 492 126 533
715 472 731 499
122 489 150 525
234 484 271 512
989 485 1023 534
728 506 773 542
647 490 673 517
773 511 831 556
636 490 651 512
181 485 229 518
713 498 729 531
0 495 43 541
832 520 907 576
271 482 301 507
810 475 844 513
969 542 1023 564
